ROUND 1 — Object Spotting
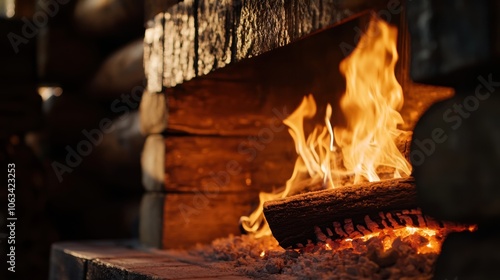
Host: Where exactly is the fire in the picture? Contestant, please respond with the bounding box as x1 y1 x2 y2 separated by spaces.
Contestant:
241 18 411 238
313 226 444 255
358 226 440 254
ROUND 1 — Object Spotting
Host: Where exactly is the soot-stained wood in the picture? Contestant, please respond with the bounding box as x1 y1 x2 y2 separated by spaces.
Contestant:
145 0 399 89
263 177 425 248
163 0 197 88
163 14 364 136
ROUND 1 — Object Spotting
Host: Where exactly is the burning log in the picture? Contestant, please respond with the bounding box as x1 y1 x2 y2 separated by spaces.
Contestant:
263 177 440 248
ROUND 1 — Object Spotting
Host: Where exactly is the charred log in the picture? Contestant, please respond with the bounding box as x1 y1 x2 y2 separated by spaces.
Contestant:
263 178 438 248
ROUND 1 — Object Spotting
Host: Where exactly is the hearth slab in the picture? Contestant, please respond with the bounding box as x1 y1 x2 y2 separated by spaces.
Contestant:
49 240 251 280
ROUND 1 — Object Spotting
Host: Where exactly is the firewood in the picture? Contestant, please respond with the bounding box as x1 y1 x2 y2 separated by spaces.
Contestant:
263 177 432 248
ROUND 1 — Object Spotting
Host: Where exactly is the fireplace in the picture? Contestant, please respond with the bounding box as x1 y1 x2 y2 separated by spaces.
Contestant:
133 0 493 278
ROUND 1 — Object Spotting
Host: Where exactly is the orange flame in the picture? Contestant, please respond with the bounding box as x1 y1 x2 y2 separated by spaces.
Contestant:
335 17 411 183
241 17 411 237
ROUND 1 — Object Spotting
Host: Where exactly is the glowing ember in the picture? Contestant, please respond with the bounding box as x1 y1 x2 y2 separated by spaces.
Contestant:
241 17 411 239
357 226 440 254
260 251 266 258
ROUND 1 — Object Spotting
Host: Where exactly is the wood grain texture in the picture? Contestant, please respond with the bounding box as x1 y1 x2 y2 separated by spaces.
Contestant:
146 0 398 88
149 10 432 136
162 192 258 249
163 14 364 136
163 0 196 88
164 135 296 193
50 241 251 279
263 178 422 248
158 128 410 194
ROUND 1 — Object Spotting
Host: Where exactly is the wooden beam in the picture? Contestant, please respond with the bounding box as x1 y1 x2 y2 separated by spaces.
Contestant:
146 0 400 88
163 135 296 194
162 14 362 136
142 131 411 193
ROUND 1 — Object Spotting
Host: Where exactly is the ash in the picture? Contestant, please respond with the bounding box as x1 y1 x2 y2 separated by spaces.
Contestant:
189 234 437 279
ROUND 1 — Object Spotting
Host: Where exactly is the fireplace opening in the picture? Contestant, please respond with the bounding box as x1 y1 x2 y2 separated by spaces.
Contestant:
170 14 474 280
136 1 482 279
